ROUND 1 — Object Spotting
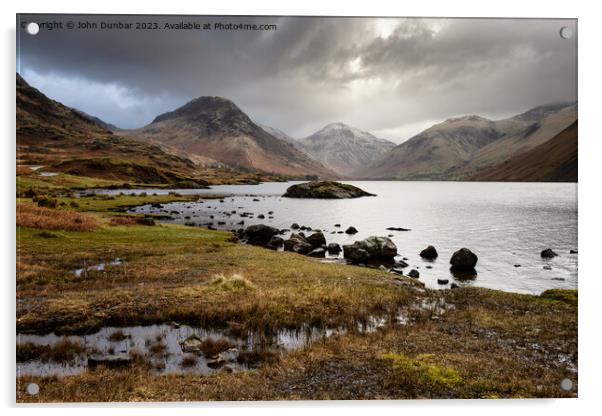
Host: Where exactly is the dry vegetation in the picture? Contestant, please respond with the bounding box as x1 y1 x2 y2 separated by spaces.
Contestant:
17 203 100 231
15 192 578 402
17 339 88 363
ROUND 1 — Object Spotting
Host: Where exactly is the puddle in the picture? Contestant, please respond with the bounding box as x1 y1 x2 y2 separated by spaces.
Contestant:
16 302 441 378
28 165 44 171
73 259 123 277
38 172 59 177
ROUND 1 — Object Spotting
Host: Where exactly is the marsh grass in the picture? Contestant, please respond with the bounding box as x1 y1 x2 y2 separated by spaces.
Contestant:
381 352 462 388
199 337 234 357
208 274 256 291
17 203 100 231
17 338 87 363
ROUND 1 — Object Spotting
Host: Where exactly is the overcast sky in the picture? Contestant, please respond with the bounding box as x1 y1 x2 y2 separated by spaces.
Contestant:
17 15 577 143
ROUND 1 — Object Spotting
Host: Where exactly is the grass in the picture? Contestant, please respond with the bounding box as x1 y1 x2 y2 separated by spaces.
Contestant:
199 337 234 357
208 274 256 291
15 189 578 401
381 353 462 389
17 339 87 363
16 286 577 400
17 203 100 231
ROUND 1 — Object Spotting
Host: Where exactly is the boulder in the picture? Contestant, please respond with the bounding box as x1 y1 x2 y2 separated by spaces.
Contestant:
180 334 203 353
386 227 411 231
419 245 438 260
291 223 300 229
343 236 398 263
450 283 460 289
306 231 326 248
541 248 558 258
327 243 342 254
284 234 314 255
283 181 375 199
449 248 478 271
266 235 284 250
342 245 370 264
437 278 449 285
345 226 358 234
408 269 420 278
242 224 280 246
393 260 409 268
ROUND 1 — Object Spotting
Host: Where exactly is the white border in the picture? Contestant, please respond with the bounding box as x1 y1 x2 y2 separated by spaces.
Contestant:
2 1 601 415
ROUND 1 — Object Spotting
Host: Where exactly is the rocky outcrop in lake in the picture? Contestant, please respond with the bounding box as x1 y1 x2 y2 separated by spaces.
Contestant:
283 181 375 199
343 236 397 264
450 248 478 271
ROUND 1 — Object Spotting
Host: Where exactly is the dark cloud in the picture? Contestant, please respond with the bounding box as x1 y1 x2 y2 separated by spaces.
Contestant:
17 15 576 142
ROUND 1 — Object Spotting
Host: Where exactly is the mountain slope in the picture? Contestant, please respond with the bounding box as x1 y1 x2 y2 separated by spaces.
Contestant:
358 116 502 179
452 104 577 177
468 121 577 182
296 123 396 177
16 73 203 185
131 97 335 178
360 103 576 180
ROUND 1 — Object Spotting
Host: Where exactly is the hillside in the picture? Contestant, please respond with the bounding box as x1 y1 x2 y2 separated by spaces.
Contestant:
16 73 206 187
131 97 336 178
359 103 577 181
297 123 396 177
469 121 577 182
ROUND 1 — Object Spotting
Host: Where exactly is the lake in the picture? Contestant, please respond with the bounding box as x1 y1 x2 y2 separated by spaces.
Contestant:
103 181 577 294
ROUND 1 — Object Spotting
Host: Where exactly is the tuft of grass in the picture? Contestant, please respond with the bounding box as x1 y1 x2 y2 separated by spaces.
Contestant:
17 203 100 231
199 337 234 357
208 274 256 291
35 230 59 239
107 330 129 342
540 289 577 306
17 339 87 363
180 355 198 368
381 352 462 388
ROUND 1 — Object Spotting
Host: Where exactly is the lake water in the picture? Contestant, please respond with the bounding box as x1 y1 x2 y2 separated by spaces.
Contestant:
105 181 577 294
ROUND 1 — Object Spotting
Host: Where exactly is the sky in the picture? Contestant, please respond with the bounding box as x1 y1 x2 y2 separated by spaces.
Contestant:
17 15 577 143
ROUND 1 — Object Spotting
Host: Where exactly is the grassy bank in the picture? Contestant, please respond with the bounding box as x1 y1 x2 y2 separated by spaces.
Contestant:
16 194 577 401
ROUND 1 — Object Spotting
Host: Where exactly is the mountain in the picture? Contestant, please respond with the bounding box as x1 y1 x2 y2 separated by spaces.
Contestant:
71 109 120 131
16 73 203 185
359 103 577 180
256 123 297 145
453 104 577 177
296 123 396 177
469 121 577 182
131 97 335 178
357 115 502 179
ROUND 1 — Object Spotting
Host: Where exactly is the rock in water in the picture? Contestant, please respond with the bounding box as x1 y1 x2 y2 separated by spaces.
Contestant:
343 236 398 264
283 234 314 255
345 226 358 234
283 181 375 199
408 269 420 278
541 248 558 258
450 248 478 271
306 231 326 247
419 245 438 260
242 224 280 246
266 235 284 250
342 246 370 264
327 243 342 254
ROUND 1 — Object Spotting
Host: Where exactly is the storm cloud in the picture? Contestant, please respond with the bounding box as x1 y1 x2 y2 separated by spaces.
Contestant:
17 15 577 142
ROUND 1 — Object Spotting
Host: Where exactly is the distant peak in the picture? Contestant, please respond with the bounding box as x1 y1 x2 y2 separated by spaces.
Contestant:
322 122 351 130
444 115 489 123
152 95 241 123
